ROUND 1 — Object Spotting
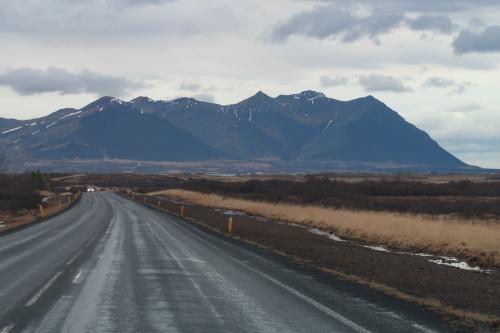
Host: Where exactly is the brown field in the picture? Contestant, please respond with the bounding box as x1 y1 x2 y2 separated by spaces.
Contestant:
176 172 500 184
160 189 500 266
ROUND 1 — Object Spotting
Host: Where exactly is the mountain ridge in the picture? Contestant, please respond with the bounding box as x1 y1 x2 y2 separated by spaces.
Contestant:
0 91 476 173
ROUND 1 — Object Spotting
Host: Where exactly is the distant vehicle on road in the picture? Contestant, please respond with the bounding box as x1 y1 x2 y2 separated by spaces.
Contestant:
87 186 96 192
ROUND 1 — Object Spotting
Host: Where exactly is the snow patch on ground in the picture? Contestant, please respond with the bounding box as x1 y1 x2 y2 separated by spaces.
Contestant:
363 245 391 252
1 126 22 134
308 228 343 241
215 209 246 216
429 257 490 273
401 252 434 257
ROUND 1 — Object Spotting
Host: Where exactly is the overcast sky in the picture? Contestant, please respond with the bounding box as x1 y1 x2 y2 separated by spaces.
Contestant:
1 0 499 167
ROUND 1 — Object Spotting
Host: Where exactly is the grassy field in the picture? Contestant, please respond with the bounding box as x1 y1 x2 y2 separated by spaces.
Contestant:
160 189 500 267
177 176 500 219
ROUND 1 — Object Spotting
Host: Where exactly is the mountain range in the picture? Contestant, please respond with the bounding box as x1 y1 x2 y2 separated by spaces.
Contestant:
0 91 478 173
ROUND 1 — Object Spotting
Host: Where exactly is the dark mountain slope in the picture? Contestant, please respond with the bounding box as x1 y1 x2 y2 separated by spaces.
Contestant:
301 99 464 166
2 98 224 163
0 91 473 172
38 110 221 161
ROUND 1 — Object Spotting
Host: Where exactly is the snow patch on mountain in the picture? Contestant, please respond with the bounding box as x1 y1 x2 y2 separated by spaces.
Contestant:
110 98 125 105
323 120 335 130
60 111 82 120
1 126 23 134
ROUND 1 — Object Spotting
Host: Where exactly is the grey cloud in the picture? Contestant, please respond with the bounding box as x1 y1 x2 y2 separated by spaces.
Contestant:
53 0 173 8
270 1 500 45
408 15 455 33
271 6 405 43
190 93 215 103
319 75 349 87
119 0 174 7
358 74 413 92
308 1 500 14
271 7 460 43
179 82 202 92
423 76 471 94
423 76 456 87
446 103 482 113
0 67 145 96
452 25 500 54
0 0 239 43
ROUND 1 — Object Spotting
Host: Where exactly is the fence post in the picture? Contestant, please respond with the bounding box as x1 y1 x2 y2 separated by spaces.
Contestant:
228 217 233 235
157 199 161 208
180 205 185 216
39 204 45 218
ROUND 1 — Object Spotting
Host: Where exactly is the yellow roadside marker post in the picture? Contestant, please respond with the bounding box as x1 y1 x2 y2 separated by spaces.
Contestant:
68 196 71 204
180 205 185 216
228 217 233 236
157 199 161 208
39 204 45 218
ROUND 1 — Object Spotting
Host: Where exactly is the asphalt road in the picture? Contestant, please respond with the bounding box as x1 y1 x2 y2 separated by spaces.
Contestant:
0 192 463 333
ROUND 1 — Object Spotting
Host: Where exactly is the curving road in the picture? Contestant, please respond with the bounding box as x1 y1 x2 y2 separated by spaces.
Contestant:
0 192 461 333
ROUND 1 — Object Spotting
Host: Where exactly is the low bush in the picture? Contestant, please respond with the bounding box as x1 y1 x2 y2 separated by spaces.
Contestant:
0 173 46 211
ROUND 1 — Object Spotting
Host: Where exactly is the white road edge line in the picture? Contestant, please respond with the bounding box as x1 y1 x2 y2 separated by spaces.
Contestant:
168 217 373 333
233 258 373 333
24 271 62 307
412 323 440 333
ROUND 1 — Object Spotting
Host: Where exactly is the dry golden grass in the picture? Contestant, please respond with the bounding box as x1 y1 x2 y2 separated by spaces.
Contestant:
0 193 79 234
162 189 500 266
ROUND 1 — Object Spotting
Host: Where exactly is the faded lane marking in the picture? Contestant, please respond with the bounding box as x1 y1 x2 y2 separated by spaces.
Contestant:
66 249 84 266
25 271 62 307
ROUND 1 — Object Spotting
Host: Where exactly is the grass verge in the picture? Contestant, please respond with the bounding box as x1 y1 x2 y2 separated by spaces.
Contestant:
160 189 500 267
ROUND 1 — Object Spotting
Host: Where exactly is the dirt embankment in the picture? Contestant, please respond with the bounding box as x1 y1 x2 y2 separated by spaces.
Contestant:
128 190 500 332
158 189 500 267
